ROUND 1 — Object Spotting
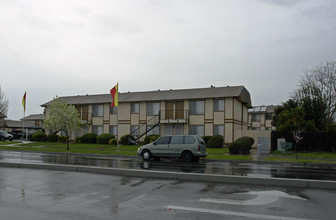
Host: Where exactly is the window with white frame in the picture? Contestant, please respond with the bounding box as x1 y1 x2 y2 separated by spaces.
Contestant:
92 125 103 135
189 125 204 136
109 125 118 135
214 125 224 136
190 100 204 115
214 99 224 111
146 102 160 115
131 103 140 114
92 104 103 117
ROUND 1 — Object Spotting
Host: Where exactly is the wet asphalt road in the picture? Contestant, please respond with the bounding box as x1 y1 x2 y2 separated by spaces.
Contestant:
1 167 335 220
1 150 336 181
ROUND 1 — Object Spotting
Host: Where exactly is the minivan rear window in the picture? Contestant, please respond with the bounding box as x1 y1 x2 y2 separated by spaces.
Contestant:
185 136 195 144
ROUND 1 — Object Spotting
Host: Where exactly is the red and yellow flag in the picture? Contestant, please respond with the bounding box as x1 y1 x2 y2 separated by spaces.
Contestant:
110 84 118 107
22 92 26 112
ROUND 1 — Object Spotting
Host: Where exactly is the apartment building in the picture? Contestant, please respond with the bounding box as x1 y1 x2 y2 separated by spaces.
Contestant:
42 86 252 144
248 105 276 131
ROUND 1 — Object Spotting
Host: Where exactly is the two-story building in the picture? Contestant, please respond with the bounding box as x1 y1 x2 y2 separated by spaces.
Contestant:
42 86 252 144
248 105 276 131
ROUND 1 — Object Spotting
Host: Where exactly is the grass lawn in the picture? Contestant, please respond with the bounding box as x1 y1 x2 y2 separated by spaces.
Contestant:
0 142 253 160
266 150 336 163
0 142 139 156
1 142 334 163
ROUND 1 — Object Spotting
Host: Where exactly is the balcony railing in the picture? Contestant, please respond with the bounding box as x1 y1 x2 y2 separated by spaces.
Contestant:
159 110 189 123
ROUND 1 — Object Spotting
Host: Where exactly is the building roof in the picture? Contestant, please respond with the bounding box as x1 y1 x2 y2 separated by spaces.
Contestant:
22 114 45 121
5 120 35 128
41 86 252 107
248 105 277 113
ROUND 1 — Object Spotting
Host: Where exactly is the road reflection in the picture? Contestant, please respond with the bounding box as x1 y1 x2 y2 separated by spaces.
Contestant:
1 151 336 181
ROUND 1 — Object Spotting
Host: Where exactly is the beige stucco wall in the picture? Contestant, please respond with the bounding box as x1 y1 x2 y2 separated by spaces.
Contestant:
205 99 213 120
214 112 225 124
119 103 130 120
189 115 204 125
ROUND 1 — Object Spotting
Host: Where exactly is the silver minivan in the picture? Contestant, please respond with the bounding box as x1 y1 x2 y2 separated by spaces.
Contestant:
137 135 207 162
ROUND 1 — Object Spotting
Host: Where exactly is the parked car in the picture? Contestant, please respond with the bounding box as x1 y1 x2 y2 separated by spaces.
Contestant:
137 135 207 162
0 130 14 141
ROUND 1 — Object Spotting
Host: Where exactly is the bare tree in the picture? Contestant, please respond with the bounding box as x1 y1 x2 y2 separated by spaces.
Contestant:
294 60 336 123
0 86 9 116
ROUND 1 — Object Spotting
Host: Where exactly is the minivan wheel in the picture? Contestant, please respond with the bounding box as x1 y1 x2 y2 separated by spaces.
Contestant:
182 151 193 162
142 150 151 161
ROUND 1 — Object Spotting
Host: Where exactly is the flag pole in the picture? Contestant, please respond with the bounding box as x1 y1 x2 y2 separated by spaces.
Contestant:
117 83 119 152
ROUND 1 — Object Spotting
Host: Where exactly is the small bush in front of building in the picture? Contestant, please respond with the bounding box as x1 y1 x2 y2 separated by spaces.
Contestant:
97 134 115 144
58 136 67 143
32 131 47 142
228 136 254 154
206 135 224 148
80 133 97 143
109 138 118 145
202 136 212 145
48 134 59 142
120 134 136 145
144 134 160 144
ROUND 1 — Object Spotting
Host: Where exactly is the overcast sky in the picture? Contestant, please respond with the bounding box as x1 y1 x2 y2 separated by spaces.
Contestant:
1 0 336 120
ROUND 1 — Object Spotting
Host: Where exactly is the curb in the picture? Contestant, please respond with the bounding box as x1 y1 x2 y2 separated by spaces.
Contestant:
1 161 335 190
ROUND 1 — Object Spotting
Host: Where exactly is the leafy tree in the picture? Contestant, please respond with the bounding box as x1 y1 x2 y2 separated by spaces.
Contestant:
42 98 82 150
294 60 336 123
0 86 9 116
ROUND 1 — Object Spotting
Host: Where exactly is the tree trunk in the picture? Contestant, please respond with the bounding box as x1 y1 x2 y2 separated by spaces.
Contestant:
66 133 69 151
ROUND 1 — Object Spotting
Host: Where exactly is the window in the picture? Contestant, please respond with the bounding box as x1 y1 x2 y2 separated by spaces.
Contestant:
214 125 224 136
92 126 103 135
147 102 160 115
109 126 118 135
252 114 261 122
164 125 173 135
110 106 118 115
190 100 204 114
130 125 139 136
93 104 103 117
131 103 140 114
214 99 224 111
170 136 184 144
147 125 160 135
185 136 196 144
189 125 204 136
266 113 273 120
155 136 170 145
175 124 184 135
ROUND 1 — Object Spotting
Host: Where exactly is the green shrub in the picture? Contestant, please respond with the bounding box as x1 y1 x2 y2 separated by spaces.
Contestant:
206 135 224 148
228 136 254 154
202 136 212 145
144 134 160 144
58 136 67 143
32 132 47 142
120 134 136 145
97 133 115 144
108 138 118 145
48 134 59 142
80 133 97 143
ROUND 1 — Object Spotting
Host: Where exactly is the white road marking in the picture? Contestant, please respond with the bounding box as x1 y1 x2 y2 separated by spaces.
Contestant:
166 205 312 220
200 190 307 206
